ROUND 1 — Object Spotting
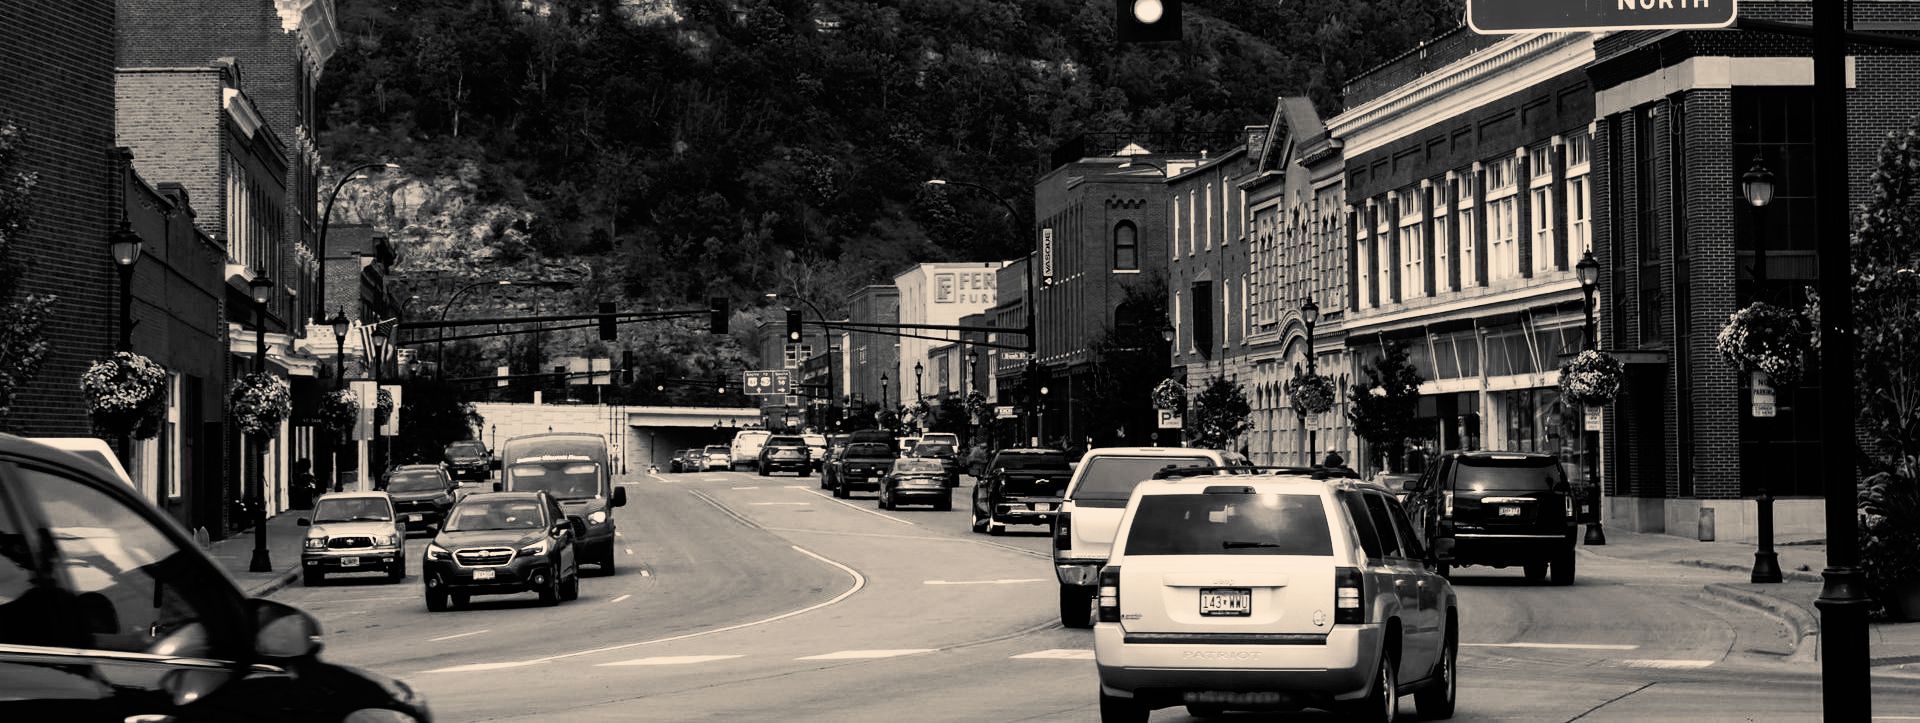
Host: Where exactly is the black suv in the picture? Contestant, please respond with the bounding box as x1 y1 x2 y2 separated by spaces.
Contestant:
423 491 584 610
1402 451 1578 584
833 441 896 498
385 464 459 533
758 435 811 476
443 440 492 482
971 448 1072 535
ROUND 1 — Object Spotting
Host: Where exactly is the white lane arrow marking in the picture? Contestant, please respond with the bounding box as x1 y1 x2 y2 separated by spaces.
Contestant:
1010 649 1094 660
796 649 936 660
597 655 744 667
1462 642 1640 651
428 629 490 642
924 578 1047 585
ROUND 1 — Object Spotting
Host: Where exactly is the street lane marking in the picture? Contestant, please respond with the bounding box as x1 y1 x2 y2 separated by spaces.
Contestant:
429 629 490 642
1620 659 1714 669
732 486 760 490
1011 649 1094 660
1463 642 1640 651
647 472 674 484
752 502 812 506
760 525 1052 561
598 655 744 667
704 477 728 482
925 578 1046 585
625 548 635 555
785 485 807 488
610 594 631 603
797 649 935 660
795 487 915 526
422 660 545 673
641 569 651 577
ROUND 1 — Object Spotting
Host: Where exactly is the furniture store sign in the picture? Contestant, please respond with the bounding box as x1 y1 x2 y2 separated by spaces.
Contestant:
934 270 996 305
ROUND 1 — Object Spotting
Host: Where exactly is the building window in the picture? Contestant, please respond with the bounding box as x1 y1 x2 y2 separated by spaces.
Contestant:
1171 200 1182 264
1567 175 1590 255
1113 222 1138 270
1188 190 1198 256
1397 188 1422 301
1431 182 1450 293
1455 174 1476 288
1530 143 1556 275
1486 156 1518 282
1635 105 1663 344
1375 203 1391 307
1204 183 1214 250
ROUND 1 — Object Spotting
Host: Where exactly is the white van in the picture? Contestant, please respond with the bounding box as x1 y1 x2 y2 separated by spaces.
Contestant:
729 430 771 471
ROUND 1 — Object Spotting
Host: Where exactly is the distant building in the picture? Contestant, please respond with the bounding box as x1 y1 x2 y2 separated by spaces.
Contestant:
844 285 899 417
892 261 1005 410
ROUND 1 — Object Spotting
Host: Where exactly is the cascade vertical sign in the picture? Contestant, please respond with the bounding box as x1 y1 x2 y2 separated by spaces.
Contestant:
1467 0 1735 34
1039 228 1055 284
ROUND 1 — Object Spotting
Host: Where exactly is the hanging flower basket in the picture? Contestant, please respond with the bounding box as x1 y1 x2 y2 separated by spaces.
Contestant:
80 352 168 439
228 371 291 440
1151 378 1187 411
376 388 394 427
1715 301 1813 385
1558 349 1626 407
1284 372 1337 416
315 389 358 435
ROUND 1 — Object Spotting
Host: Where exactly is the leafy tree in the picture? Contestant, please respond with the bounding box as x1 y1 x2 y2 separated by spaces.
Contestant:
0 121 54 427
1186 377 1251 450
392 378 485 465
1348 340 1424 472
928 396 968 435
1085 275 1170 446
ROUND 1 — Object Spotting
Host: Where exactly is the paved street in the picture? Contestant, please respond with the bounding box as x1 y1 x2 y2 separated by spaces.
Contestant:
262 469 1920 721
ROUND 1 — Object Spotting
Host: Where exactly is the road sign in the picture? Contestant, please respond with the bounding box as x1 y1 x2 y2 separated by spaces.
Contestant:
994 405 1017 420
1583 407 1603 432
1467 0 1736 34
1002 351 1028 361
743 370 791 395
1040 228 1055 283
1156 409 1184 429
1751 371 1777 418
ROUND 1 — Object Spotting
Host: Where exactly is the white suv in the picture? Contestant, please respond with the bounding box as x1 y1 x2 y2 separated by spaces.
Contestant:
1094 474 1458 723
1052 447 1249 628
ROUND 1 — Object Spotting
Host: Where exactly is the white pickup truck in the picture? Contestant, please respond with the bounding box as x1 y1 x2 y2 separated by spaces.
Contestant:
1050 446 1251 628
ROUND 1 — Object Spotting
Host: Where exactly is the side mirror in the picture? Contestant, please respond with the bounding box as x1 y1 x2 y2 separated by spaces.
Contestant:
1430 536 1456 563
1401 478 1420 492
569 516 588 538
250 598 323 659
295 518 310 527
612 486 628 507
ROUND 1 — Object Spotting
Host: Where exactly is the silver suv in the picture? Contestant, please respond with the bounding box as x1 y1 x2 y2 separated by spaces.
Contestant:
1094 474 1458 722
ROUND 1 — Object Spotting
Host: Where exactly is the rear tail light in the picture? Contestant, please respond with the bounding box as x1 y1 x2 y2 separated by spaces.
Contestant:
1097 566 1121 623
1565 494 1574 519
1335 566 1366 625
1442 490 1454 519
1053 512 1072 551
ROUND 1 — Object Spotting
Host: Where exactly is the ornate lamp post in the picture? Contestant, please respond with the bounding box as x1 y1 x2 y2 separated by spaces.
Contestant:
1742 155 1782 584
1300 298 1320 465
879 373 890 428
317 162 398 322
109 219 143 352
371 324 390 482
913 361 925 431
247 275 274 573
328 310 350 493
1575 251 1606 546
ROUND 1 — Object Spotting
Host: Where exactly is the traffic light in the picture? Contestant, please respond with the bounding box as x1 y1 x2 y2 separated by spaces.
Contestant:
785 309 803 344
1115 0 1180 43
620 349 634 385
598 301 617 341
709 297 729 334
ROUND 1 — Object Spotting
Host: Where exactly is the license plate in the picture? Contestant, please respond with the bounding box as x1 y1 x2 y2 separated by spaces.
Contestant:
406 513 422 522
1499 506 1522 517
1032 502 1055 511
473 569 496 581
1199 588 1251 617
1185 691 1285 706
339 557 360 567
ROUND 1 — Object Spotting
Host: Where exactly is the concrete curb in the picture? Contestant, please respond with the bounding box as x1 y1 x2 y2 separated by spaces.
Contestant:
1705 582 1820 665
245 567 302 599
1676 558 1825 583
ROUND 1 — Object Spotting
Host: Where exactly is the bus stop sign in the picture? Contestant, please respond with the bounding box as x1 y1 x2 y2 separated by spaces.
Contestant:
1468 0 1736 34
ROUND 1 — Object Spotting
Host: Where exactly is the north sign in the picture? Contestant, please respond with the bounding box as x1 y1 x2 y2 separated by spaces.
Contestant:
1468 0 1736 34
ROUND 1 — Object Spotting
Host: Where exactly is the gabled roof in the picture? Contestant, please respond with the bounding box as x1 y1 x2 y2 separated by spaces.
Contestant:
1255 96 1329 176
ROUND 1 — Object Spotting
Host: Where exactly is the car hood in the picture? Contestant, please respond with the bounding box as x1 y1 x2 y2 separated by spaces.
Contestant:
446 457 486 465
435 530 543 549
309 521 398 539
387 490 446 502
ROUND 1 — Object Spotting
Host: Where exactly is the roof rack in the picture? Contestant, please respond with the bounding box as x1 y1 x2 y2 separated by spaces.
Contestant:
1150 464 1361 481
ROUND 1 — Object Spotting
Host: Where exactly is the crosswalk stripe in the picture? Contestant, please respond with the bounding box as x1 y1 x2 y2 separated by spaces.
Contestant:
598 655 744 667
796 649 936 660
1011 649 1094 660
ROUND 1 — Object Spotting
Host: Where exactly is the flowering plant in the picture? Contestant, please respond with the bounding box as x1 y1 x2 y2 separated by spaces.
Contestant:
1151 378 1187 411
228 372 290 440
376 388 394 427
1715 302 1813 385
1284 372 1337 415
80 352 167 439
315 389 359 435
1557 349 1626 407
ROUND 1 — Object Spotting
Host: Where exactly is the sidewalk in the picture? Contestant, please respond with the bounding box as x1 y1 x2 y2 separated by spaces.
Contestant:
206 509 309 598
1583 527 1920 673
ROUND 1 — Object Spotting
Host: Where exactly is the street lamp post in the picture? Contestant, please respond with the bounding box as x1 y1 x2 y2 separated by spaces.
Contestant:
880 373 890 429
1038 384 1050 448
371 324 390 483
965 349 979 447
247 276 274 573
1743 155 1783 584
1300 298 1320 466
317 163 398 323
110 219 143 352
1576 251 1606 546
914 361 924 431
329 310 349 493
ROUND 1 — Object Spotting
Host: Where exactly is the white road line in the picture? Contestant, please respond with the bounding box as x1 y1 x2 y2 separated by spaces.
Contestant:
422 660 545 673
429 629 490 642
1463 642 1640 651
795 487 915 526
597 655 743 667
732 486 760 490
1011 649 1094 660
297 595 417 605
640 569 652 577
1620 659 1715 669
647 472 675 484
703 477 728 482
796 649 935 661
624 547 635 555
751 502 812 506
924 578 1046 586
610 594 632 603
784 485 808 489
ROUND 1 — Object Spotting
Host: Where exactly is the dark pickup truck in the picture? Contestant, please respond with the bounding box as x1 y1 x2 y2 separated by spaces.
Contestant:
970 448 1073 535
832 442 896 499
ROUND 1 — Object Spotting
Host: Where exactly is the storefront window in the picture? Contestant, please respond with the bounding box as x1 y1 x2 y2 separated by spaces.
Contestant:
1492 387 1587 486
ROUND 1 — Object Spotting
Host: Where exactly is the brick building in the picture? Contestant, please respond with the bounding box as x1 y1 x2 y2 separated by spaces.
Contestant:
1586 1 1920 539
844 284 899 414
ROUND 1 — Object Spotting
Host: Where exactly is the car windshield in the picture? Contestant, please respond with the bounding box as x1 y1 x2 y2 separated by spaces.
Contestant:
444 499 547 531
507 460 602 499
386 473 444 492
312 498 393 523
705 446 727 454
996 452 1070 471
846 443 893 457
1455 458 1564 492
803 435 826 446
1069 455 1214 502
894 459 945 473
766 436 805 447
445 442 486 458
912 442 954 456
1123 493 1333 556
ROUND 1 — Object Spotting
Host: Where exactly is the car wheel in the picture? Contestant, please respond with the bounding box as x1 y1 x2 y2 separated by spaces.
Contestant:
934 495 952 512
1059 584 1094 629
1185 704 1225 718
599 542 618 576
1348 644 1398 723
538 570 562 605
560 571 580 601
1414 619 1457 719
303 569 323 587
388 556 406 583
988 520 1006 536
425 589 448 612
970 505 988 533
1098 689 1148 723
1524 562 1547 582
834 482 849 499
450 592 470 608
1551 547 1576 585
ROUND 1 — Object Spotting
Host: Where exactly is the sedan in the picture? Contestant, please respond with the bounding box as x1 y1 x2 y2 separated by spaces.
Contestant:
878 457 953 511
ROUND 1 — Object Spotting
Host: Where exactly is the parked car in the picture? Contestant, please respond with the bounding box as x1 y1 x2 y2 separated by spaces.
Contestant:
878 457 952 511
422 491 583 610
0 435 431 721
442 440 492 483
702 445 731 471
758 435 812 476
729 430 772 471
1401 451 1578 584
908 439 961 487
385 464 460 534
971 448 1073 535
498 433 626 575
832 441 896 498
1053 447 1252 628
1094 473 1457 722
25 436 133 488
299 492 408 586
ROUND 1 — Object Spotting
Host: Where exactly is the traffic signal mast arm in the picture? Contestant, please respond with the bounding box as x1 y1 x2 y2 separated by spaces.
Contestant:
812 319 1033 352
399 307 714 345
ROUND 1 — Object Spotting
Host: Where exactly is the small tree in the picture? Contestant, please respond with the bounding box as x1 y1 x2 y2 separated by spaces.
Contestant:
1186 377 1251 450
393 378 484 465
0 121 54 426
1348 340 1424 472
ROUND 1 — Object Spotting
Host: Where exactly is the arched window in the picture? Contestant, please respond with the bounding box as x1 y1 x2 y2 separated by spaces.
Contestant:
1113 221 1139 270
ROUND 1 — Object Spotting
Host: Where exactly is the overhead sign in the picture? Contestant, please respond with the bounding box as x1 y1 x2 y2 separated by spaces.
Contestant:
1467 0 1736 34
1751 371 1776 418
1040 228 1055 283
742 370 791 395
1157 409 1184 429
